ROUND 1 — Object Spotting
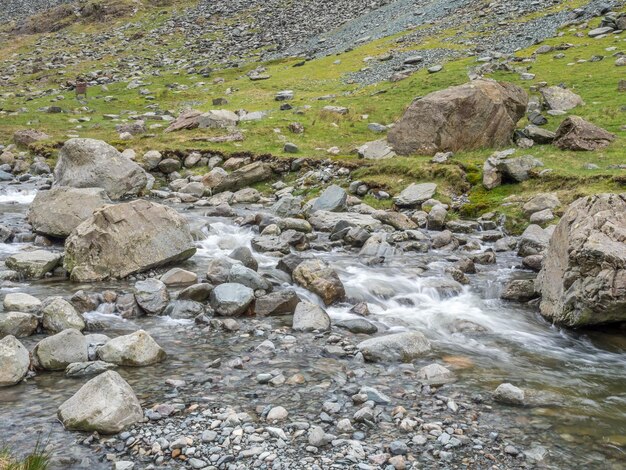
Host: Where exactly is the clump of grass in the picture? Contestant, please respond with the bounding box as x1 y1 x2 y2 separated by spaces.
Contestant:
0 438 50 470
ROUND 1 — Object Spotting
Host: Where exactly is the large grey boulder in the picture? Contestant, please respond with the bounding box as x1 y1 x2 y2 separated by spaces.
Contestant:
209 283 255 316
292 301 331 332
5 250 62 279
255 290 300 316
393 183 437 208
97 330 166 366
33 329 88 370
312 185 347 212
0 336 30 387
28 187 111 238
357 331 431 362
538 194 626 327
54 138 147 200
41 296 85 333
388 80 527 155
517 224 552 257
64 200 196 281
292 259 345 305
0 312 38 338
57 370 143 433
134 279 169 315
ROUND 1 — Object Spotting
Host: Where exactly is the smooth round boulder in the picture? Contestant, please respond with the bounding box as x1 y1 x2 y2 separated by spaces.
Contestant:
0 336 30 387
41 296 85 333
209 283 254 316
97 330 166 366
33 329 88 371
228 263 271 291
160 268 198 286
58 370 143 433
292 259 345 306
494 383 525 405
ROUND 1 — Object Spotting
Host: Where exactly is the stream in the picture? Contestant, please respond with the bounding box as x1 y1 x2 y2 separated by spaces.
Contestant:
0 179 625 469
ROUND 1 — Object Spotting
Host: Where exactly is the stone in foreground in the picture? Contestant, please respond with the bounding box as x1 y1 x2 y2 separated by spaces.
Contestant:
292 259 345 305
33 328 88 370
357 331 431 362
292 301 331 332
538 193 626 327
97 330 166 366
388 80 527 155
54 138 147 200
64 200 196 281
0 336 30 387
0 312 38 338
28 186 111 238
58 370 143 433
494 383 525 405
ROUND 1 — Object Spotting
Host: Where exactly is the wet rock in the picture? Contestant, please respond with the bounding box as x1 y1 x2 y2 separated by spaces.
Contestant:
538 193 626 326
209 283 255 316
494 383 525 405
271 196 303 218
64 200 196 281
5 250 62 279
28 187 111 238
312 185 347 212
0 312 38 338
214 162 273 193
335 318 378 334
522 254 544 272
357 331 431 362
97 330 166 366
178 283 214 302
228 246 258 271
393 183 437 208
276 254 305 275
0 336 30 387
292 301 331 332
134 279 170 315
293 259 345 305
308 211 382 232
251 235 290 254
65 360 116 378
417 363 456 385
427 205 447 231
33 329 88 371
160 268 198 286
162 300 205 319
3 293 41 313
115 293 142 319
41 296 85 333
255 290 300 316
388 80 527 155
206 257 240 284
228 263 271 291
58 370 143 433
372 211 417 230
501 279 539 302
553 116 615 151
54 138 147 200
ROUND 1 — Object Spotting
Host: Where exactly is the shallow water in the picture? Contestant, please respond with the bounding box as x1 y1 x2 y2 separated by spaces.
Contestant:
0 180 624 468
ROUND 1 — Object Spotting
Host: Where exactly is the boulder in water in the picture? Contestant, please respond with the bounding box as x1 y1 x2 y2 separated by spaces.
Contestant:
292 259 345 305
5 250 62 279
538 194 626 327
54 138 147 200
292 301 331 332
57 370 143 433
33 329 88 370
209 283 255 316
134 279 170 315
357 331 431 362
64 200 196 282
97 330 166 366
28 186 111 238
0 336 30 387
41 296 85 333
0 312 38 338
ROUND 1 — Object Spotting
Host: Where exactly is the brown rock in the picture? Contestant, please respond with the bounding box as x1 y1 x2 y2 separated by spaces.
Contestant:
553 116 615 151
388 80 527 155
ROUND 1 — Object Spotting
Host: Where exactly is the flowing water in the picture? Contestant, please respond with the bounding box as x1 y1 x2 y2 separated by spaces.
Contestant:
0 180 625 469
